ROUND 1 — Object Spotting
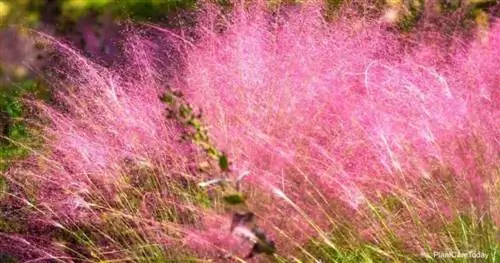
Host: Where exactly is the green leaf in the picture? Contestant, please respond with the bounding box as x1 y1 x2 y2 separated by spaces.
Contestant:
179 104 192 118
160 93 175 104
219 154 229 171
223 193 245 205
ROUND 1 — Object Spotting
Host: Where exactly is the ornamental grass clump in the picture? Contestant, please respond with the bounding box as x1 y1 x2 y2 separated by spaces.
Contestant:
173 2 499 261
1 1 498 262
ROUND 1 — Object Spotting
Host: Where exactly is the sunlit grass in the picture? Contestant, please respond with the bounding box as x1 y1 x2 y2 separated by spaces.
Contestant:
0 1 498 262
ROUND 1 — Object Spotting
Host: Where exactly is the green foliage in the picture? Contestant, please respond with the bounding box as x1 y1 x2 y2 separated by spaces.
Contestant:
55 216 200 262
61 0 112 20
299 185 498 263
219 153 229 171
443 213 498 262
0 0 41 27
109 0 197 21
162 89 223 161
161 87 278 259
0 88 28 170
0 0 198 26
0 78 46 171
397 0 424 32
305 242 390 262
223 193 245 205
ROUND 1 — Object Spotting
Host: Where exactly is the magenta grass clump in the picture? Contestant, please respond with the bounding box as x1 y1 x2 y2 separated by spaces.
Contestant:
175 2 498 256
2 1 499 262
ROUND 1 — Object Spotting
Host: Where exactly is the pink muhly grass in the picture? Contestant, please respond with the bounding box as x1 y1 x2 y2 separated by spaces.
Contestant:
173 2 499 257
3 34 206 260
3 1 499 261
